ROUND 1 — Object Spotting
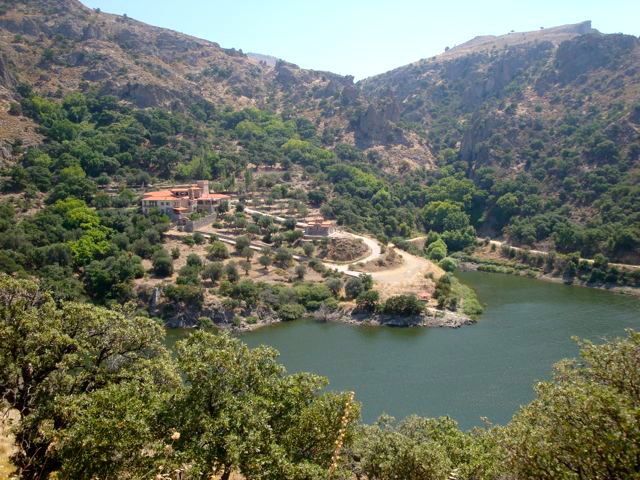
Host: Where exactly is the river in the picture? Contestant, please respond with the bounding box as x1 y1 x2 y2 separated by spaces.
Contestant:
165 271 640 429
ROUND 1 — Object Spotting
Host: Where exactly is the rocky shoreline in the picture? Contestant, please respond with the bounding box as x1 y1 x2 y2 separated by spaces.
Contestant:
459 261 640 297
160 298 475 332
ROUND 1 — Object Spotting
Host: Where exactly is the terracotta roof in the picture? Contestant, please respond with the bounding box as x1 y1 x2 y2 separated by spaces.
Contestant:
308 217 334 226
201 193 230 200
142 191 180 202
173 207 189 212
143 190 176 198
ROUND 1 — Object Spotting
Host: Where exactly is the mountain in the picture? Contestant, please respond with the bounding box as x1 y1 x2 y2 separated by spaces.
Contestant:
358 21 640 259
0 0 639 262
247 52 280 67
0 0 366 161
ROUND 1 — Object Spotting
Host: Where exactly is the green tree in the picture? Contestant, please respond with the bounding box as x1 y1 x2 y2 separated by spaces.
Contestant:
382 294 423 316
421 201 470 233
502 330 640 480
302 242 315 257
235 235 251 251
202 261 224 284
0 274 176 479
225 262 239 282
275 247 293 268
241 246 254 261
426 238 448 261
171 331 354 479
207 240 229 260
355 416 452 480
278 303 307 322
240 259 252 276
152 248 174 277
344 277 364 300
259 254 272 271
325 277 343 297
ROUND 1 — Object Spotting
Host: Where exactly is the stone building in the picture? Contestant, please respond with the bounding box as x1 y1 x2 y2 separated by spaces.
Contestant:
141 180 229 220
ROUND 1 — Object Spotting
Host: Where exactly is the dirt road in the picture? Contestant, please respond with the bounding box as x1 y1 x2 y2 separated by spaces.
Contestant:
321 232 444 296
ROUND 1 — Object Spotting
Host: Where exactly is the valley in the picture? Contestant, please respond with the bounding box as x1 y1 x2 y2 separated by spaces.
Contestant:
0 0 639 478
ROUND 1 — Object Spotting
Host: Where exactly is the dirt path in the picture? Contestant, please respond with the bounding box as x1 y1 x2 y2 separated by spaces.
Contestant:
322 232 444 298
486 239 640 271
369 248 445 299
320 232 382 276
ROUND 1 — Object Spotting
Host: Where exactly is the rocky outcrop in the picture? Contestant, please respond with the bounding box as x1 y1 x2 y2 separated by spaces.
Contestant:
354 96 406 148
459 111 502 164
347 308 475 328
537 33 640 88
0 17 42 36
54 20 83 41
274 60 299 88
119 82 178 108
0 52 15 88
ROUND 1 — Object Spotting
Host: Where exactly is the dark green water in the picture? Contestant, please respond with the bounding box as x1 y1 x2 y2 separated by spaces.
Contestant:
166 272 640 429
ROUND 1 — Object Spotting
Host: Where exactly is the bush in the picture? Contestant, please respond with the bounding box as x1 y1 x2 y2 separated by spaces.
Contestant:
207 241 229 260
151 249 173 277
295 264 306 280
8 102 22 116
355 290 379 312
438 257 458 272
277 303 307 321
164 284 204 307
193 232 206 245
182 235 195 247
382 294 423 316
186 253 203 268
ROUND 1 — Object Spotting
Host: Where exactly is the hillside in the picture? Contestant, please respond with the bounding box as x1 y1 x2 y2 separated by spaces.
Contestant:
0 0 638 267
0 0 369 160
360 21 640 262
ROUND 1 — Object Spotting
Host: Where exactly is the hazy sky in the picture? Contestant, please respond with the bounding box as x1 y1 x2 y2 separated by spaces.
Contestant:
81 0 640 80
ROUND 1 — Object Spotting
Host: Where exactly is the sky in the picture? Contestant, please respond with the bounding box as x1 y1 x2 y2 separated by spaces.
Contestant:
81 0 640 80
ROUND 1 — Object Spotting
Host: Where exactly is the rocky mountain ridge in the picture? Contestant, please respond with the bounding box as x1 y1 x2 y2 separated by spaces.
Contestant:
5 2 635 171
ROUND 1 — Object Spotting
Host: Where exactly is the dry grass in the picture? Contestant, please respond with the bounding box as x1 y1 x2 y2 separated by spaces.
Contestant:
0 410 17 480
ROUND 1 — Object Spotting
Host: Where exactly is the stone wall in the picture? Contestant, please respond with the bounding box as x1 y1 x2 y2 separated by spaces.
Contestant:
184 212 218 232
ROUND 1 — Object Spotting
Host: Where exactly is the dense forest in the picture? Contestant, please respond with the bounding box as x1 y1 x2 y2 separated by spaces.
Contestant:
2 274 640 479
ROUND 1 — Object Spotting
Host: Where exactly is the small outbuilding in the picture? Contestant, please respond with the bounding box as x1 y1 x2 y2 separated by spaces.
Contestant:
304 217 336 237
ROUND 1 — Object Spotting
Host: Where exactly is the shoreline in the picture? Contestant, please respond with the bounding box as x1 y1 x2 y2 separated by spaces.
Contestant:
166 305 475 333
459 261 640 297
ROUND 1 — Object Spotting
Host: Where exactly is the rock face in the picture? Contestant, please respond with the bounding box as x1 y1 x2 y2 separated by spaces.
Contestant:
0 53 15 88
354 96 406 148
553 34 638 84
348 309 475 328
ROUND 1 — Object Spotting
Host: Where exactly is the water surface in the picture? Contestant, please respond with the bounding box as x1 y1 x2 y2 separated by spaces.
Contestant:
167 272 640 428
